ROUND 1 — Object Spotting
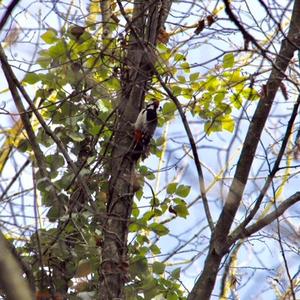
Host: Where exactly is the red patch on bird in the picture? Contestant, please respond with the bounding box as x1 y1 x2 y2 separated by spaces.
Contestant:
135 129 143 142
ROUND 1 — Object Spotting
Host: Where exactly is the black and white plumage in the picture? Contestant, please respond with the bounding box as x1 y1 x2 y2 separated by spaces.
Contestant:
132 101 159 160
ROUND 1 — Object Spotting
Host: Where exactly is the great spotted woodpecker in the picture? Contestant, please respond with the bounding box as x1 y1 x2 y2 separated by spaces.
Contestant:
132 100 159 160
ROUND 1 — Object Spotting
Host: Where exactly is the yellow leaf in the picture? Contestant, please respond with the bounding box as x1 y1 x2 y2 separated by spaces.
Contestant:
0 120 24 174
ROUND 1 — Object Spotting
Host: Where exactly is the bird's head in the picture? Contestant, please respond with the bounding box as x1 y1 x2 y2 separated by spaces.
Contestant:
147 100 160 110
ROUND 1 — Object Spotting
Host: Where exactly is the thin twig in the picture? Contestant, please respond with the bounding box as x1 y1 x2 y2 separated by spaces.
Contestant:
233 192 300 239
229 93 300 243
276 211 296 300
0 159 30 202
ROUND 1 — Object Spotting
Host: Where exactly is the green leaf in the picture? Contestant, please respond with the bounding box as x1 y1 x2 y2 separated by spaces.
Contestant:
132 203 140 218
139 166 150 176
230 94 242 109
46 206 61 222
173 204 189 218
37 50 52 68
223 53 234 68
16 139 29 153
230 70 243 82
131 256 148 277
167 292 179 300
49 40 67 59
143 211 155 221
129 223 140 232
23 73 40 84
175 185 191 197
177 75 186 83
222 116 235 132
150 244 161 255
214 92 225 103
189 72 200 82
174 53 186 62
86 119 101 136
41 29 58 44
136 234 149 245
142 277 160 299
149 223 169 236
157 43 169 53
167 182 177 194
151 197 160 207
153 208 163 217
162 102 177 115
46 154 65 170
171 85 182 96
180 62 190 73
68 132 85 142
171 267 181 280
205 76 220 91
204 120 222 134
106 77 121 90
136 189 143 200
152 261 165 274
241 87 260 101
146 171 155 180
182 87 193 99
139 246 149 256
36 129 54 147
54 173 73 190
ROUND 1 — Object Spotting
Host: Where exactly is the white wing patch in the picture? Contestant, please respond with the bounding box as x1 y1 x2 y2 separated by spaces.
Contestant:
134 109 147 131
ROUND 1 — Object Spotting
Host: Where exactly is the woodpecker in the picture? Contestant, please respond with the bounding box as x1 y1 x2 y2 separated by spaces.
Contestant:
132 100 159 160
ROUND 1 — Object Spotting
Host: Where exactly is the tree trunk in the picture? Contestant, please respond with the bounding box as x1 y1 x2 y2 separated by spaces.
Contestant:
99 1 172 299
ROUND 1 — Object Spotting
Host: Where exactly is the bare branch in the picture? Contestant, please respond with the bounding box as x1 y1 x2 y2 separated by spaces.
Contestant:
0 159 30 201
0 0 19 31
233 192 300 239
0 46 58 199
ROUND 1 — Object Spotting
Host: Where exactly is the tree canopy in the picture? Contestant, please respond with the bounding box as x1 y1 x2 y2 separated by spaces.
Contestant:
1 0 300 299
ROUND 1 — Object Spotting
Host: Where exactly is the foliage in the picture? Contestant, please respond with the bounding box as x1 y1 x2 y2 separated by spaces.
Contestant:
1 0 299 299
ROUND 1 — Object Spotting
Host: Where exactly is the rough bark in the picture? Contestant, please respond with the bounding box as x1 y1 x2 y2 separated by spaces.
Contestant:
99 1 172 299
188 0 300 299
